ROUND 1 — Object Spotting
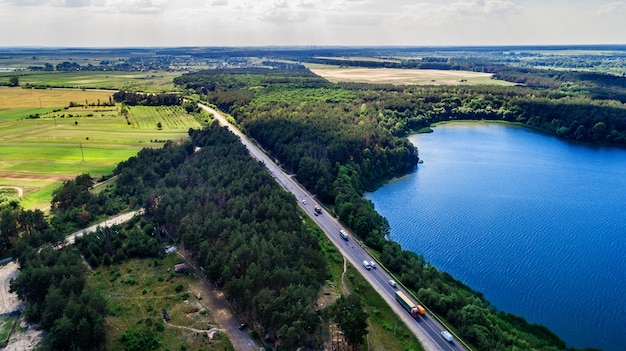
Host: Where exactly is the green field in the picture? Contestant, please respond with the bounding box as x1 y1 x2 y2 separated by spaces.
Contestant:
0 71 180 92
0 88 204 209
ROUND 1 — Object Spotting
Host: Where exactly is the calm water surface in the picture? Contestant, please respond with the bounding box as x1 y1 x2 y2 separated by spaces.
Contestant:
365 123 626 351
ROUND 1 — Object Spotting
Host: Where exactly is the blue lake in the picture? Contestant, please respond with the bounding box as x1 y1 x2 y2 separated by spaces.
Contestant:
364 123 626 351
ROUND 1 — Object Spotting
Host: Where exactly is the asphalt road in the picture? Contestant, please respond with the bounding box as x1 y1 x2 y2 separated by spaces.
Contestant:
199 103 469 351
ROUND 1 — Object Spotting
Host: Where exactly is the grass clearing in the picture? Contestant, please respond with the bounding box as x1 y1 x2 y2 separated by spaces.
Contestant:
89 254 232 351
0 315 17 347
307 65 515 86
0 87 203 209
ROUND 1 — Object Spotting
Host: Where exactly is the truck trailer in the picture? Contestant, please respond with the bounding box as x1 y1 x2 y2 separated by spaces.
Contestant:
395 291 425 318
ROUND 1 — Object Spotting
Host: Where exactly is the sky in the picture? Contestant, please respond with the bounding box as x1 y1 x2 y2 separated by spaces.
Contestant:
0 0 624 47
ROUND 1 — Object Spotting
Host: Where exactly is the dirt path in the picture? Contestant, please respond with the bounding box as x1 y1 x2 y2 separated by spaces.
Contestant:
0 186 23 198
177 249 259 351
0 262 42 351
340 257 350 296
0 262 20 315
164 321 222 340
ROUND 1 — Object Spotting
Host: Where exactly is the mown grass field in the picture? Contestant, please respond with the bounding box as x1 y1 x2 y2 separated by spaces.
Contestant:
307 64 515 86
89 254 233 351
0 87 203 210
0 71 180 92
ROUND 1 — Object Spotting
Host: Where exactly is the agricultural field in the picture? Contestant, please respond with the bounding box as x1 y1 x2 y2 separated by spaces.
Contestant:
308 65 515 86
0 71 181 92
89 254 233 351
0 87 204 210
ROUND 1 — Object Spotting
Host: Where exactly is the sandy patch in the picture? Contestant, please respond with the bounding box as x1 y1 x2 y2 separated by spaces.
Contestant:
310 67 502 86
0 262 20 315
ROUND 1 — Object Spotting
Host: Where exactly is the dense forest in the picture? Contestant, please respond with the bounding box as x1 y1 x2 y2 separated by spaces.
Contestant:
110 126 332 350
174 65 611 350
9 245 108 350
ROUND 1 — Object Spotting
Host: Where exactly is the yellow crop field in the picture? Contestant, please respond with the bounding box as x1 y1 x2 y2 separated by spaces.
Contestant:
0 86 114 109
308 65 515 86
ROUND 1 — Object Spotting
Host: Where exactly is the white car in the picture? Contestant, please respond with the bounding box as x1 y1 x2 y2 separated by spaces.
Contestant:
369 261 376 269
388 279 397 288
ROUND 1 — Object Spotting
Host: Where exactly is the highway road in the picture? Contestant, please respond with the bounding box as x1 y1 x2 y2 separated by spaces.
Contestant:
199 103 469 351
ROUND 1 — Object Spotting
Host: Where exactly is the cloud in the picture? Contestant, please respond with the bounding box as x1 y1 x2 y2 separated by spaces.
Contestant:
211 0 228 5
296 1 315 9
104 0 166 14
449 0 521 16
274 0 288 8
402 0 521 23
259 0 314 23
1 0 166 13
596 1 626 15
2 0 83 5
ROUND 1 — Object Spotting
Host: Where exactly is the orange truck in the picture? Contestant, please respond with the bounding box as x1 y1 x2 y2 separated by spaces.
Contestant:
395 291 426 318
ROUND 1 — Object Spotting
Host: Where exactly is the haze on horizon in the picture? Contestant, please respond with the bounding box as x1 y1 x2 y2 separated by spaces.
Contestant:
0 0 624 48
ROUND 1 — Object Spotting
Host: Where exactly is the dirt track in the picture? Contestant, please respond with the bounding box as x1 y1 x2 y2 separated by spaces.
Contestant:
0 262 20 314
0 186 23 198
0 261 42 351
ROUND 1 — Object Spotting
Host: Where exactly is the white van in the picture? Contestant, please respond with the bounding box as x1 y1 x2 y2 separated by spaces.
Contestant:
362 260 372 270
441 331 453 342
339 230 349 240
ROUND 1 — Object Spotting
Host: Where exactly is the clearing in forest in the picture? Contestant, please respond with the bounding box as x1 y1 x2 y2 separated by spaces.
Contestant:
308 65 515 86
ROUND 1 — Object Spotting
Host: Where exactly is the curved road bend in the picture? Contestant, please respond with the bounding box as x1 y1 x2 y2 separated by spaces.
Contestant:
199 103 468 351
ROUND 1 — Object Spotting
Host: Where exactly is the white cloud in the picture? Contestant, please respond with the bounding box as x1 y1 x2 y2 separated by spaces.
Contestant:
296 1 315 9
274 0 288 9
104 0 166 14
211 0 228 5
1 0 167 13
258 0 315 23
596 1 626 15
2 0 85 5
450 0 521 16
402 0 521 20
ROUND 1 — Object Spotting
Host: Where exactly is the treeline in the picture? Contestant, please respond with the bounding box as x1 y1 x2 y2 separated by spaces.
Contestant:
9 246 107 350
109 125 331 349
174 67 605 350
303 55 626 104
174 67 331 111
0 196 65 257
113 91 182 106
333 82 626 144
50 173 128 232
76 221 162 268
305 57 452 70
